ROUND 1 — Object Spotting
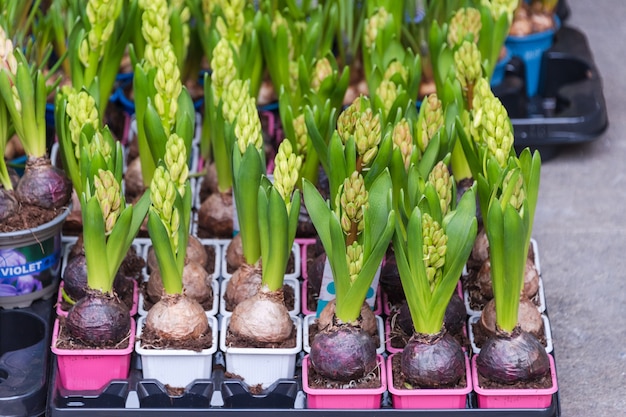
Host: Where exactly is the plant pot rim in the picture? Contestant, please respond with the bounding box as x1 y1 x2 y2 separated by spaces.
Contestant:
51 317 135 356
135 314 218 355
471 354 558 396
0 205 70 244
386 353 473 397
219 315 302 354
301 354 387 396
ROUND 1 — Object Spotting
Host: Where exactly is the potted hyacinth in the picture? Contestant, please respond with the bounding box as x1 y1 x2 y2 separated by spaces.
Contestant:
51 139 150 390
0 34 72 308
220 140 303 388
387 161 477 409
136 133 217 389
301 167 394 409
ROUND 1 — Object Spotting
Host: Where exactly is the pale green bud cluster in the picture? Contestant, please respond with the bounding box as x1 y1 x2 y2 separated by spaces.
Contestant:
428 161 453 216
215 0 245 47
235 96 263 155
364 7 390 49
292 114 308 156
354 106 382 167
337 97 362 140
375 79 398 118
346 242 364 284
201 0 215 26
88 131 112 162
454 41 483 96
222 79 250 124
447 7 482 47
164 133 189 197
482 0 517 19
502 169 525 211
150 166 181 253
311 57 332 93
152 45 182 130
336 171 369 236
417 94 444 153
65 89 100 158
80 0 122 66
93 169 122 235
422 212 447 289
288 60 299 95
392 119 413 170
383 60 408 84
0 28 17 75
140 0 171 52
273 140 302 211
211 38 237 102
471 80 513 167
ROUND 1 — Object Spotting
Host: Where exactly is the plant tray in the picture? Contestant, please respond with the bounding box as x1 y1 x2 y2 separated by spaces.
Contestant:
495 24 608 160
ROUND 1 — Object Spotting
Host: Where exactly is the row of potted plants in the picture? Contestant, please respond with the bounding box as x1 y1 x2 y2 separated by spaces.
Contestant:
0 0 561 414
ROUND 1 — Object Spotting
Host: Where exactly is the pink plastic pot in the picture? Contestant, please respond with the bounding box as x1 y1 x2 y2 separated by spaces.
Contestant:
386 353 472 409
51 318 135 391
302 354 386 409
471 354 558 408
55 280 139 318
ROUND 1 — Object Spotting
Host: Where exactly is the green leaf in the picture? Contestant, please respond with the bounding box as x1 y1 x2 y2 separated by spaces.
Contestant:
233 145 263 265
82 196 110 292
147 209 182 295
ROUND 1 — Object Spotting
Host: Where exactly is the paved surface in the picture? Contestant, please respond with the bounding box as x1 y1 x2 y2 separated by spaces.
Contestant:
533 1 626 416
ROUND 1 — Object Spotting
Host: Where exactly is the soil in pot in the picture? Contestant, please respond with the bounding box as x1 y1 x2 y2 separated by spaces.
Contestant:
390 353 467 390
305 356 383 390
0 204 66 233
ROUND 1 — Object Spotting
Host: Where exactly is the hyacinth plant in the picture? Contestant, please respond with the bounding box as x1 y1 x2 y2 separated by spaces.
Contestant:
142 133 212 347
63 139 150 348
392 160 477 388
303 167 395 383
222 88 268 308
0 36 71 223
132 0 195 189
66 0 136 116
454 78 549 385
228 140 302 346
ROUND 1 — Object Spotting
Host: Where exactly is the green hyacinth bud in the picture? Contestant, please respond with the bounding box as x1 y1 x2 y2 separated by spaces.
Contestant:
273 140 302 211
422 212 447 290
364 7 390 49
447 7 482 47
502 168 525 211
235 96 263 155
141 0 170 49
416 93 444 153
428 161 453 216
337 97 364 143
392 118 413 170
383 60 408 85
375 79 397 119
150 166 179 252
94 169 122 235
473 85 513 167
311 57 332 93
454 41 483 100
354 109 382 169
222 79 250 124
346 241 364 284
88 131 112 162
81 0 122 65
336 171 369 237
216 0 245 47
483 0 517 19
211 38 237 102
292 114 308 157
65 89 100 158
0 28 17 74
164 133 188 196
152 45 182 131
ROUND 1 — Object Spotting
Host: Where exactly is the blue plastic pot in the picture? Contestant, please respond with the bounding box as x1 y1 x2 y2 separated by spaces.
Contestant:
505 16 560 97
490 49 512 88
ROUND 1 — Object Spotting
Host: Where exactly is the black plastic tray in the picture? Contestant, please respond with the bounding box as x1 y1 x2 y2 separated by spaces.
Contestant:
495 24 608 160
0 297 55 417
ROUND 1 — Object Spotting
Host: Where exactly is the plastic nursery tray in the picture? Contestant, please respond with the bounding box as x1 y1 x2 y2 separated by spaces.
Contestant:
0 296 55 417
494 24 608 160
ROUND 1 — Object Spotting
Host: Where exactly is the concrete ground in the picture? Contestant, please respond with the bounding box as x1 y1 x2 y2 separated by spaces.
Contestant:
532 1 626 416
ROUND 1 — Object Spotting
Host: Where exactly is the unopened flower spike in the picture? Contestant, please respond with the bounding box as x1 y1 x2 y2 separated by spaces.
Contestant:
65 88 100 158
335 171 369 244
164 133 189 197
392 118 413 170
447 7 482 47
416 94 444 154
94 169 122 235
364 7 390 49
80 0 123 66
235 96 263 155
311 57 332 93
150 166 180 253
222 79 250 124
211 37 237 102
376 79 398 120
215 0 245 48
272 140 302 212
473 81 514 168
429 161 453 216
454 41 483 105
421 212 448 291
